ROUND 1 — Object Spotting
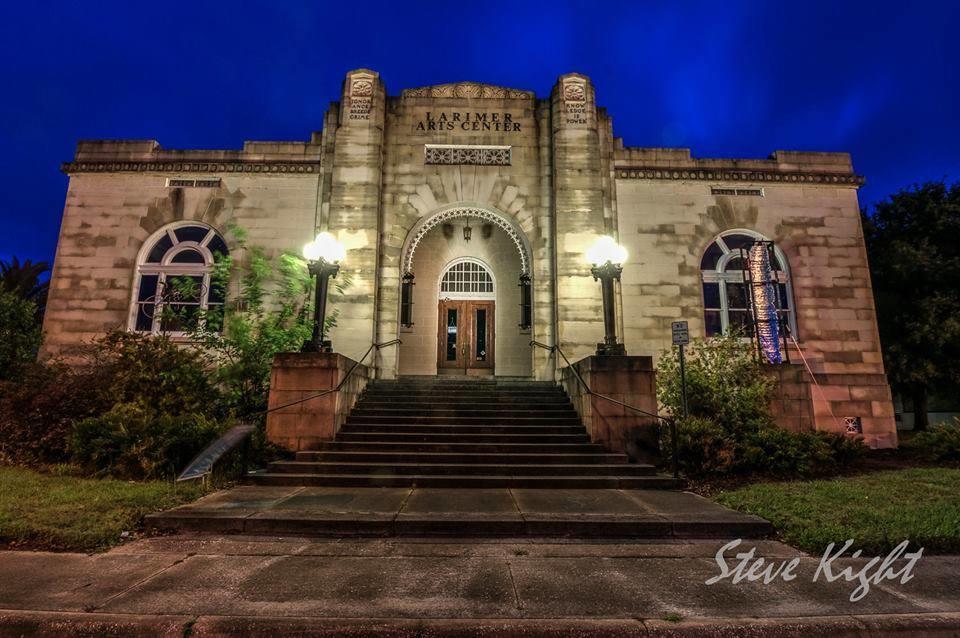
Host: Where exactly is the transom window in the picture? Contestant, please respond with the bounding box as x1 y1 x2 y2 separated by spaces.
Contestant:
131 223 229 335
700 230 797 338
439 259 495 300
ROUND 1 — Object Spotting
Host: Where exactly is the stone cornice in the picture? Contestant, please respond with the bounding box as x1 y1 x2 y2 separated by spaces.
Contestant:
614 166 865 186
61 160 321 175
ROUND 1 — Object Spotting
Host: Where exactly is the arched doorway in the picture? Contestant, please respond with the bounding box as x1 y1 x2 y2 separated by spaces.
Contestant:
397 205 533 377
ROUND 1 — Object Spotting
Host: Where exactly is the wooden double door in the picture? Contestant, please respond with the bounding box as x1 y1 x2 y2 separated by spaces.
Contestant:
437 300 495 374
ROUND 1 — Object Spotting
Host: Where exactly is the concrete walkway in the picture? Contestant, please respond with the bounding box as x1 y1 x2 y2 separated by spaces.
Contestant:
2 535 959 636
146 486 773 538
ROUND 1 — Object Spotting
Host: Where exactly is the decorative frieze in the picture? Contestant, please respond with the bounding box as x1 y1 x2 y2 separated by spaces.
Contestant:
424 144 511 166
615 167 865 186
403 82 533 100
62 161 320 175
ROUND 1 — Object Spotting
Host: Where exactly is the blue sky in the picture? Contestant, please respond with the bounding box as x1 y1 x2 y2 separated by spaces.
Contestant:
1 0 957 264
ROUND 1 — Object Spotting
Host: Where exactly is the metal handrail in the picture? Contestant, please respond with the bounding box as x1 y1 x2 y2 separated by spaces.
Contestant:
531 340 679 478
266 339 402 414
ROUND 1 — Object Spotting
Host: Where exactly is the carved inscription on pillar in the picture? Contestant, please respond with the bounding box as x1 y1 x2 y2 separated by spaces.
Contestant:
562 77 590 126
348 76 374 121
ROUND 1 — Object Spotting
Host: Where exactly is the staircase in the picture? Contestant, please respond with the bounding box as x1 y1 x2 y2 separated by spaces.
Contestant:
250 377 682 489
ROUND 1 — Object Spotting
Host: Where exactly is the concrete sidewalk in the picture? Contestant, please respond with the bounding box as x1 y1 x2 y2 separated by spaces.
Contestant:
3 535 960 636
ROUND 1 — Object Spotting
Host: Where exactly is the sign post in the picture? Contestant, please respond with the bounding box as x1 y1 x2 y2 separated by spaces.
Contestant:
671 321 690 421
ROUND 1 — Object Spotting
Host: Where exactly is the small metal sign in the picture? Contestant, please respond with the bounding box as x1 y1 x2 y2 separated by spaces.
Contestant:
671 321 689 346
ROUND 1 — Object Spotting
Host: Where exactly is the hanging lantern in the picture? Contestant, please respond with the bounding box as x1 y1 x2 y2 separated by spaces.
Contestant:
463 217 473 242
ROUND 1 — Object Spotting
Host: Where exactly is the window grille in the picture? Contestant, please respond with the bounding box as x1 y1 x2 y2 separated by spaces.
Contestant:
440 261 494 296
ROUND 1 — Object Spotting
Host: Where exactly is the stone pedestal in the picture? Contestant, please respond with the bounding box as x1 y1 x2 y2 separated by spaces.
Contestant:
560 355 660 462
265 352 372 451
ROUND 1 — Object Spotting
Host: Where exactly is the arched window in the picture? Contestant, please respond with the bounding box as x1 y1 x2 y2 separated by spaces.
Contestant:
700 230 796 338
439 258 495 299
131 223 229 335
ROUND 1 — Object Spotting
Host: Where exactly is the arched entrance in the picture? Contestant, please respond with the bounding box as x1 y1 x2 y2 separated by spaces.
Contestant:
397 204 533 377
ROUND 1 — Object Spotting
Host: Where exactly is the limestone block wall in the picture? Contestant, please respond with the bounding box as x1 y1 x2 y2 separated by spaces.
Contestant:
397 224 530 377
612 149 896 446
44 139 322 361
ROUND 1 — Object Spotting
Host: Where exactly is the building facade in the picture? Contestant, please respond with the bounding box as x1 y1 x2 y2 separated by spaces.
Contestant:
44 69 897 448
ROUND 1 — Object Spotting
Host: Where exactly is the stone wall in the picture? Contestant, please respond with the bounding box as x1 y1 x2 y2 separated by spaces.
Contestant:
266 352 372 451
611 149 896 447
559 355 660 461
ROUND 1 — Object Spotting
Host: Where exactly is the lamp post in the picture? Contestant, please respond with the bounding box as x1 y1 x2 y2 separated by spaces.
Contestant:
586 236 628 356
301 231 346 353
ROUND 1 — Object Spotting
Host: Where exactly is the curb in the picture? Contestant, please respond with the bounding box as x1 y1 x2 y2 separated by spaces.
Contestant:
2 610 960 637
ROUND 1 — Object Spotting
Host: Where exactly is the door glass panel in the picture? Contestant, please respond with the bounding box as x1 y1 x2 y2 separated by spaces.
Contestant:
475 308 487 361
445 308 458 361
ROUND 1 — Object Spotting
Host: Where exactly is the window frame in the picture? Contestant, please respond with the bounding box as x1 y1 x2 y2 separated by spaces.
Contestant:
700 230 798 339
129 222 228 337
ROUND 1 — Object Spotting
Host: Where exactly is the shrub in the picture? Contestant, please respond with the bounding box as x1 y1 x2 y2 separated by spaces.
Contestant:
0 361 113 465
665 416 736 475
657 333 777 433
0 290 41 381
736 426 835 478
912 419 960 463
89 331 219 418
71 402 223 480
657 333 868 478
0 330 220 467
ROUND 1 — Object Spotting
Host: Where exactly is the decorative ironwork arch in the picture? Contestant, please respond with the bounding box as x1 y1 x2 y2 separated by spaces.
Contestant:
401 205 531 276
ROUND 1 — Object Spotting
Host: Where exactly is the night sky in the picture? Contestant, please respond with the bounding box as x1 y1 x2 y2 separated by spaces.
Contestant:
1 1 957 265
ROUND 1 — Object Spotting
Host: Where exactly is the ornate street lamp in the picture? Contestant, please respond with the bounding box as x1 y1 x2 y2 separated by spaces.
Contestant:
586 235 628 356
301 231 346 353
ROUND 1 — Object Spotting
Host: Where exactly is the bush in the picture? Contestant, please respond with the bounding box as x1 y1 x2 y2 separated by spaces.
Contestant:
71 402 224 480
658 333 777 433
0 362 112 465
736 426 835 478
912 419 960 463
0 290 41 381
666 416 736 475
0 331 220 466
90 331 220 418
657 333 868 478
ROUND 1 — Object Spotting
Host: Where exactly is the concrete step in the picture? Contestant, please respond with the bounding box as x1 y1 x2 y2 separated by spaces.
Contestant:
355 399 573 407
266 461 658 476
248 472 683 489
360 390 566 399
294 451 631 464
350 407 577 416
335 432 592 444
345 415 583 426
340 424 586 435
317 441 608 453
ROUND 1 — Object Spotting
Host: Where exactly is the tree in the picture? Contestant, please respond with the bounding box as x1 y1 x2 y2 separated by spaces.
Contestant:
182 226 350 421
0 257 50 318
862 180 960 430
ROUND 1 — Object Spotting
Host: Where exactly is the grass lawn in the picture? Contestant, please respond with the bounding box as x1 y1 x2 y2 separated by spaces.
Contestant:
0 465 207 552
715 468 960 555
